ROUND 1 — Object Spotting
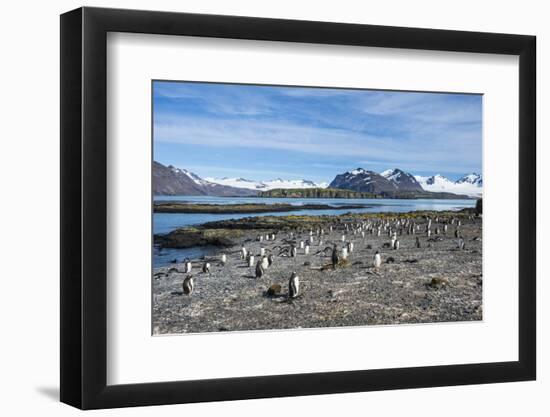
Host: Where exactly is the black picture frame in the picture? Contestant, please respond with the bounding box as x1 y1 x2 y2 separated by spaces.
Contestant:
60 6 536 410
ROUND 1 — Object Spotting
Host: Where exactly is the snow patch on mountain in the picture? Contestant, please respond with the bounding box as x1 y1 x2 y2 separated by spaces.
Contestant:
414 173 482 197
205 176 328 191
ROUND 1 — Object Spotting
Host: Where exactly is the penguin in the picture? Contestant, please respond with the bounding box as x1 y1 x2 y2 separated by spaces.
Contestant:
373 251 382 269
443 224 448 234
271 233 276 240
289 272 300 298
183 259 192 274
255 260 264 279
304 244 310 255
182 275 194 295
261 255 269 270
331 245 339 268
457 238 466 250
260 247 266 256
258 235 263 242
415 237 421 248
341 234 346 242
394 240 400 250
341 247 348 260
347 241 354 253
290 245 297 258
202 262 210 274
454 228 461 239
390 236 396 248
220 253 227 266
241 246 247 260
247 254 255 267
299 241 305 249
267 253 274 267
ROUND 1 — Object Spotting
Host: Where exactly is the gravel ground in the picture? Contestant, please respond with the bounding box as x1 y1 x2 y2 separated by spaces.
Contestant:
152 213 482 334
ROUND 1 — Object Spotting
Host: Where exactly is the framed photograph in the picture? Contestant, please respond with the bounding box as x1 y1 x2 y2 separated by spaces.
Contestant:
60 7 536 409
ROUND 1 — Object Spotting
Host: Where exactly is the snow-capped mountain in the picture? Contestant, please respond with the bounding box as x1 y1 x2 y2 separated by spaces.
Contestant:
380 168 424 192
329 168 398 194
414 173 482 197
456 173 483 187
205 176 328 191
153 162 258 196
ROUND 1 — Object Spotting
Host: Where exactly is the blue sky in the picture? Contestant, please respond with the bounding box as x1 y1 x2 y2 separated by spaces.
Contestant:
153 81 482 183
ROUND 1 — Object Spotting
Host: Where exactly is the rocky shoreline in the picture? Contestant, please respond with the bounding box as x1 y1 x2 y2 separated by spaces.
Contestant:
153 211 483 334
153 202 370 214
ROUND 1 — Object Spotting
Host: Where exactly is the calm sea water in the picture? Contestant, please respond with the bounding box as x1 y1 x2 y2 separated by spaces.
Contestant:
153 196 475 268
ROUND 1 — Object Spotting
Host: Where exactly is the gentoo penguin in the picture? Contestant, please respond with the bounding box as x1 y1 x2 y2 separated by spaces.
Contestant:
290 245 297 258
241 246 247 260
247 254 255 267
261 255 269 270
373 251 382 269
220 253 227 266
394 240 400 250
258 235 263 242
183 259 192 274
443 224 448 234
331 245 339 268
454 228 461 239
255 260 264 279
390 236 396 248
260 247 266 256
415 237 421 248
457 238 466 250
299 241 305 249
341 234 346 242
341 247 348 260
304 244 310 255
202 262 210 274
267 253 274 267
271 233 276 240
347 241 354 253
182 275 194 295
289 272 300 299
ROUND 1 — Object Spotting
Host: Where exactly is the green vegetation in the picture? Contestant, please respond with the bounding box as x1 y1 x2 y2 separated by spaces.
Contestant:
258 188 379 199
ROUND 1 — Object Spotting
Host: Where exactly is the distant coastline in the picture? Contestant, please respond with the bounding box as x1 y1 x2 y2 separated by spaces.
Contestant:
257 187 475 200
153 201 372 214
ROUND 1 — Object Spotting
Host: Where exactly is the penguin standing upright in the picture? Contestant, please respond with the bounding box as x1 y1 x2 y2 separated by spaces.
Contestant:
247 254 255 267
255 260 264 279
394 240 400 250
267 253 274 266
182 275 194 295
288 272 300 299
341 247 348 260
415 237 421 248
304 244 310 255
202 262 210 274
241 246 247 260
261 255 269 270
331 245 339 268
290 245 297 258
184 259 192 274
373 251 382 269
220 253 227 266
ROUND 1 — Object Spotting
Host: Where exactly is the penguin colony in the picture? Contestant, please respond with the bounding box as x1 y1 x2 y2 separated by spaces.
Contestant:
162 213 480 304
